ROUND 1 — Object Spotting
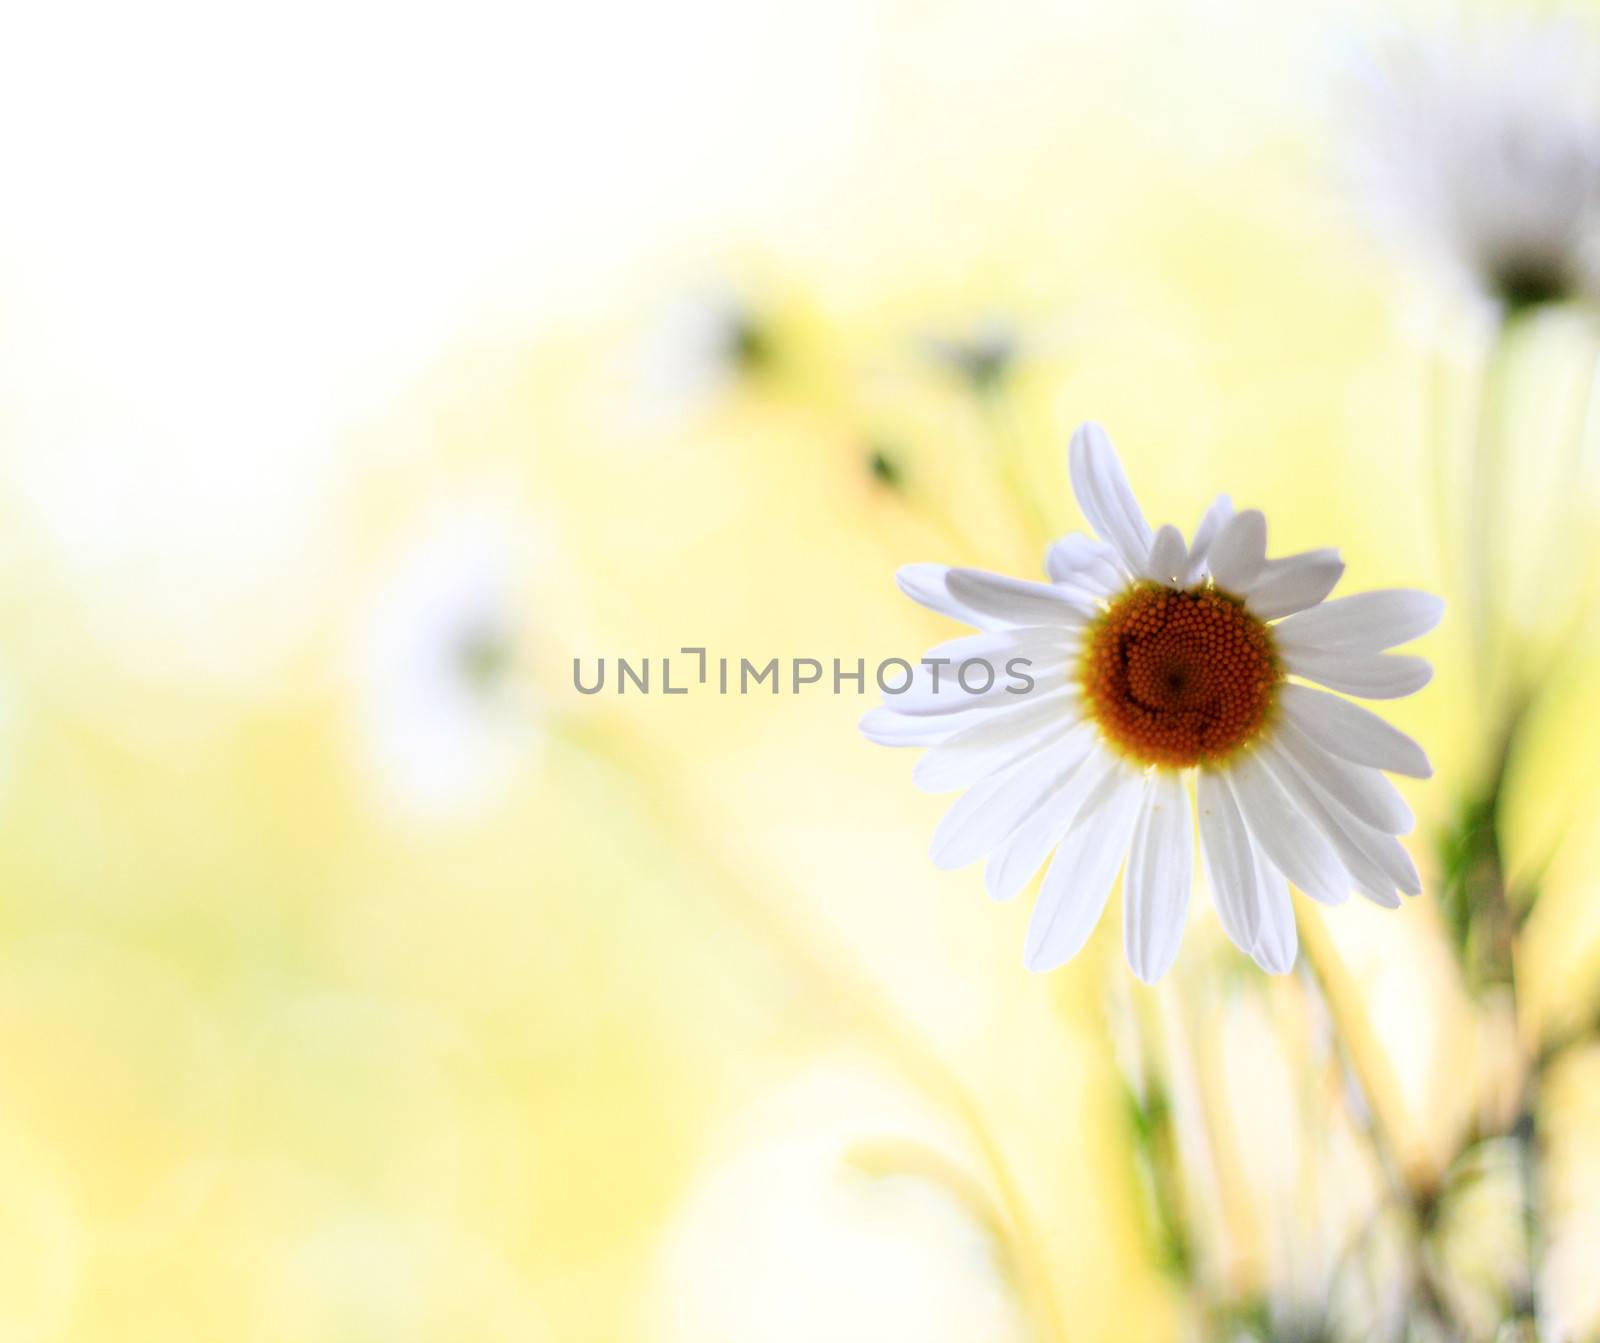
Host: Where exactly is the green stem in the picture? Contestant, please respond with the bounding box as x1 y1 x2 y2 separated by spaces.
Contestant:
1441 694 1529 995
1110 993 1196 1288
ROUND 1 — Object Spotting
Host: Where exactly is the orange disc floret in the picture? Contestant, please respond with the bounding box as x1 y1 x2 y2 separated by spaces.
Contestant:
1080 583 1281 769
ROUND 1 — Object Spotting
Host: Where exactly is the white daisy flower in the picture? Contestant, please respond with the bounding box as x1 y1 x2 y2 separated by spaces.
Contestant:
862 423 1441 982
352 511 536 819
1343 14 1600 312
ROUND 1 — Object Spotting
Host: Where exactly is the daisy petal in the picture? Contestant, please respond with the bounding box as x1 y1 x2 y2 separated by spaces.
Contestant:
930 747 1084 870
1278 683 1431 778
1286 649 1433 699
1184 494 1235 583
890 675 1066 717
1228 749 1351 906
1274 590 1445 655
1275 742 1423 899
859 707 969 747
1142 524 1189 585
1024 763 1143 972
1068 422 1153 575
914 629 1078 678
890 647 1071 716
1198 767 1262 955
1045 533 1125 596
1206 509 1268 594
862 684 1075 744
888 628 1076 715
1275 718 1414 834
1268 745 1412 907
1123 771 1193 983
1248 852 1299 974
896 564 999 629
946 569 1098 628
928 627 1080 656
984 746 1116 901
1344 834 1420 902
1245 549 1345 620
916 712 1090 793
1371 832 1422 897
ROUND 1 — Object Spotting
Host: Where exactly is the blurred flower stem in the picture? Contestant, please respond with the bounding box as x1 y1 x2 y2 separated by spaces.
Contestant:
1431 309 1600 1333
1122 1054 1195 1284
917 320 1054 552
975 381 1054 552
1105 978 1199 1291
1295 928 1459 1335
549 711 1070 1343
1439 689 1529 999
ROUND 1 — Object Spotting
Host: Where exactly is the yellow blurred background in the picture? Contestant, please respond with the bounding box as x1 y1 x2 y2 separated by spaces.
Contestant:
1 0 1599 1338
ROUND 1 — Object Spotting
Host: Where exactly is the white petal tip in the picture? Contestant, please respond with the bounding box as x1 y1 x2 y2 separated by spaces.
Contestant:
1249 929 1299 974
894 563 943 595
1066 423 1108 479
1022 931 1073 973
858 708 926 746
1208 509 1269 592
1143 524 1188 584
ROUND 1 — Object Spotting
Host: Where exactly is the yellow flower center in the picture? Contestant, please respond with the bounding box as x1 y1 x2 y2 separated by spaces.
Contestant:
1080 583 1281 770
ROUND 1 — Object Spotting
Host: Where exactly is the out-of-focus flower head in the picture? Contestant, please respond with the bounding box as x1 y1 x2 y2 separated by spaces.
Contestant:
629 286 780 425
1342 13 1600 315
350 506 537 820
920 317 1023 393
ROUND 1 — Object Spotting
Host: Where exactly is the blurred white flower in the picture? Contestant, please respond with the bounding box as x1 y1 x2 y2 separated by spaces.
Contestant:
863 423 1440 981
628 287 773 424
352 511 536 819
1343 15 1600 312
